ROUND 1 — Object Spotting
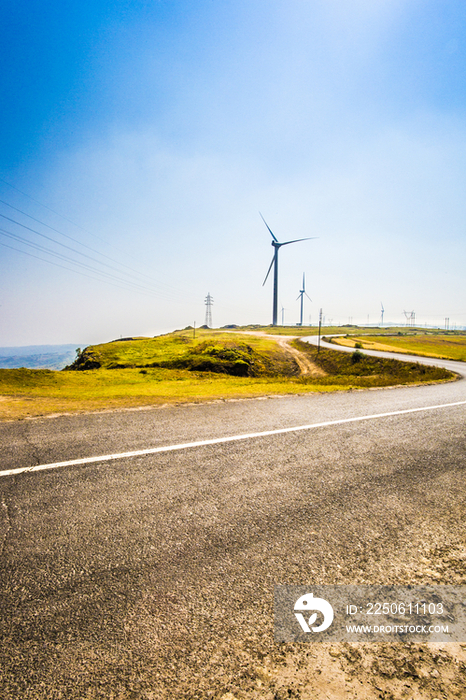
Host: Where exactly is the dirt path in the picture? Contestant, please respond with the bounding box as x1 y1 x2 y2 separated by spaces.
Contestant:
275 336 327 377
234 331 327 377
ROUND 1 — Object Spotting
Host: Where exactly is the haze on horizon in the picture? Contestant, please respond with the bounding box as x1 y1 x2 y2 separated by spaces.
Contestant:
1 0 465 347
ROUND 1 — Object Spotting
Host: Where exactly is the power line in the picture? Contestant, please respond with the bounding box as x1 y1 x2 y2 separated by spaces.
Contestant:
0 176 114 246
0 240 169 297
0 227 186 300
0 179 194 299
0 211 181 297
0 202 201 301
0 198 162 287
0 220 176 298
0 228 165 297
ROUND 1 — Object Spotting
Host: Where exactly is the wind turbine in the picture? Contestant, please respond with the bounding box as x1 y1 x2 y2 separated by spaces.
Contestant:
297 273 312 326
260 213 316 326
380 302 384 327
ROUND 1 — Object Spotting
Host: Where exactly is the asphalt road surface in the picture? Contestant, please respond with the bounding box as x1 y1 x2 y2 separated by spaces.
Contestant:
1 342 465 699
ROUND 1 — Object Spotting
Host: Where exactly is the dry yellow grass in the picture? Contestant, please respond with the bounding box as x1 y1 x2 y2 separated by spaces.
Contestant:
331 334 466 361
331 337 414 353
0 361 349 421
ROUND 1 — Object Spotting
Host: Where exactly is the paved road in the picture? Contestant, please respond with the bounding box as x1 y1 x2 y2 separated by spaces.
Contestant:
0 345 465 698
305 333 465 372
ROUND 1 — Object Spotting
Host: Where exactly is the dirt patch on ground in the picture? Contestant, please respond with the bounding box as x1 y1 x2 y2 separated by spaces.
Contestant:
228 541 466 700
235 331 326 378
275 337 327 377
124 538 466 700
258 641 466 700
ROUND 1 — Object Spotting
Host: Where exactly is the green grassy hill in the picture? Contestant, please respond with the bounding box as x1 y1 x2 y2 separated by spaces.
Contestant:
69 330 299 376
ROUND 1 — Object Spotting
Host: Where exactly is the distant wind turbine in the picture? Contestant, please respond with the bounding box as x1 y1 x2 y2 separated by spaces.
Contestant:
381 302 384 326
260 213 317 326
297 273 312 326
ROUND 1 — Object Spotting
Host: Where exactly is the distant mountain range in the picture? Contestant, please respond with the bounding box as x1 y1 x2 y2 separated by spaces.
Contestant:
0 344 80 370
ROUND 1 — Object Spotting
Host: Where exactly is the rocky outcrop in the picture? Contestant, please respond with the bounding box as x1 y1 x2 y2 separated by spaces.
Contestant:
66 348 101 371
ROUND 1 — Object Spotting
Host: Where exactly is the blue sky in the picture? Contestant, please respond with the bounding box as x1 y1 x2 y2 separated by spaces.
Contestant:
1 0 465 345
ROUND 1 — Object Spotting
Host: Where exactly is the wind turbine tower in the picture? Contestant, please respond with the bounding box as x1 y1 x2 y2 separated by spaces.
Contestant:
381 302 384 327
297 273 312 326
260 213 316 326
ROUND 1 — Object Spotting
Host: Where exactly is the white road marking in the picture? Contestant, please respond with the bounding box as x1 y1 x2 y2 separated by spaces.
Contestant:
2 400 466 478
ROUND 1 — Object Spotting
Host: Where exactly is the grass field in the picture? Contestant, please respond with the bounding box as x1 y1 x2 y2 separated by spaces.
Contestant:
0 328 456 421
330 333 466 361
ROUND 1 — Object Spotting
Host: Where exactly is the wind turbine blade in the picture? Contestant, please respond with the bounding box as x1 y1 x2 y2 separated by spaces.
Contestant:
280 237 317 246
259 212 278 242
305 292 312 302
296 293 302 301
262 256 275 286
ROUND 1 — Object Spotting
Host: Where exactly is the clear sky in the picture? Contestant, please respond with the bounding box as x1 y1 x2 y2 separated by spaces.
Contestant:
1 0 465 346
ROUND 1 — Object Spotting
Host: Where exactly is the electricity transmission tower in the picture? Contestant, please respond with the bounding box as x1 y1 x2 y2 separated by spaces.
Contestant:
403 310 415 327
205 293 214 327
